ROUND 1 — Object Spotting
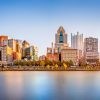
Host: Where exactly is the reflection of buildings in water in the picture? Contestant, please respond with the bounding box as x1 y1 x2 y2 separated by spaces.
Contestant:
0 72 100 99
31 72 52 96
3 72 24 99
47 72 67 99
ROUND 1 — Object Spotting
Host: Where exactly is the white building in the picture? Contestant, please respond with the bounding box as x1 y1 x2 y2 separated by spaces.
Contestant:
71 32 83 50
71 32 84 59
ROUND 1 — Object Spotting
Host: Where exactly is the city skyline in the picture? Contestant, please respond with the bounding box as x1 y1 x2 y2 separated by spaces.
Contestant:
0 0 100 56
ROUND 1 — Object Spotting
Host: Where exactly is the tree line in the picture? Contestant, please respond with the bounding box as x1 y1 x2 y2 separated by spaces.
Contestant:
13 60 74 67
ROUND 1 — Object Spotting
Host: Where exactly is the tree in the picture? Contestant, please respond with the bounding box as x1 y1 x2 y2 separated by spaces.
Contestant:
26 61 32 66
63 63 67 70
13 60 19 66
46 65 50 69
31 61 35 66
69 60 74 66
35 61 40 66
40 61 45 66
55 64 58 70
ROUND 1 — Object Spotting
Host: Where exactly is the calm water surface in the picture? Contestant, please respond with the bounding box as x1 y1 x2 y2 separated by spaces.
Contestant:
0 71 100 100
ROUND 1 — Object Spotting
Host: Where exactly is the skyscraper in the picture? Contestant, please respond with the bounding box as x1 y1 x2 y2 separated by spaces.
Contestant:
55 26 68 52
47 26 68 61
22 40 30 59
71 32 83 51
71 32 84 59
47 26 78 64
0 45 13 65
84 37 99 64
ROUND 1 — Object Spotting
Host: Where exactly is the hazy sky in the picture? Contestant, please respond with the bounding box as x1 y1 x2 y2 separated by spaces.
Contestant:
0 0 100 55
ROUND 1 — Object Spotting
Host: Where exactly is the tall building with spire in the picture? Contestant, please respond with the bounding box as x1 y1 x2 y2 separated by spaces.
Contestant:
47 26 78 64
55 26 68 52
47 26 68 61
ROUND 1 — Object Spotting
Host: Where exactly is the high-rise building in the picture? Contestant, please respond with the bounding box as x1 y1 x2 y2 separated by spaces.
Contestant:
84 37 99 64
0 45 13 65
55 26 68 53
4 39 22 60
16 40 22 50
22 40 30 58
23 46 38 61
71 32 83 51
55 26 68 61
7 39 17 52
16 40 22 60
22 40 30 48
47 26 81 65
33 46 38 61
71 32 84 59
47 26 79 64
0 35 8 46
0 35 38 62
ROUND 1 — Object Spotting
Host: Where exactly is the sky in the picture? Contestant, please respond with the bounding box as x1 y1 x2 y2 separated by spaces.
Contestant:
0 0 100 56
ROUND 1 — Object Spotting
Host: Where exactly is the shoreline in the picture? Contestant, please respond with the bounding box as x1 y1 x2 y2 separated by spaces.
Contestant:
1 70 100 71
0 66 100 71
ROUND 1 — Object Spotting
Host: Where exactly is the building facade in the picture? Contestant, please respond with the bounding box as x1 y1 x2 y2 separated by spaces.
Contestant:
61 48 78 65
0 35 38 63
23 46 38 61
71 32 83 59
22 40 30 58
47 47 59 61
71 32 83 50
55 26 68 53
47 26 79 64
0 46 13 64
22 40 30 48
4 39 22 60
47 26 68 61
84 37 99 64
0 36 8 46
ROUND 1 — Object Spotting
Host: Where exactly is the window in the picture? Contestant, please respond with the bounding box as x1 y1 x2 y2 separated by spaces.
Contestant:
59 32 63 43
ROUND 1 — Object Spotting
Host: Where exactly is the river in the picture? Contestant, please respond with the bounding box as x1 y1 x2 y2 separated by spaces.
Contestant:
0 71 100 100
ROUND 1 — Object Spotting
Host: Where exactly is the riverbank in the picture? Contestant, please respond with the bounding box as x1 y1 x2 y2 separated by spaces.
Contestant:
0 66 100 71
